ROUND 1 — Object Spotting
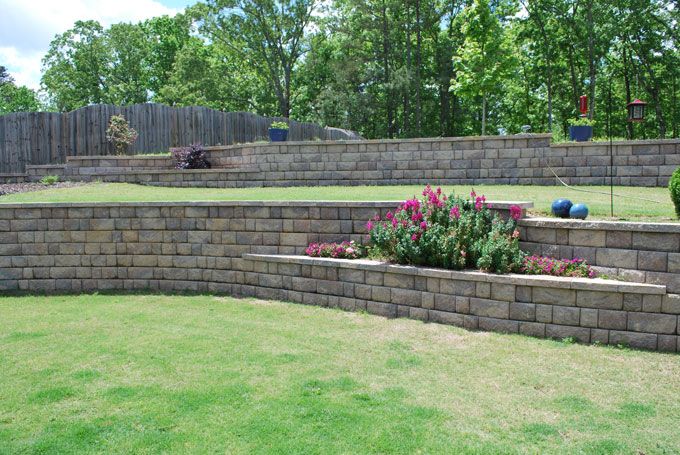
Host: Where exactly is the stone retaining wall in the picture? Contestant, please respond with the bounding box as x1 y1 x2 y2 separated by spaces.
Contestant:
519 218 680 293
20 135 680 187
1 200 678 351
242 254 677 352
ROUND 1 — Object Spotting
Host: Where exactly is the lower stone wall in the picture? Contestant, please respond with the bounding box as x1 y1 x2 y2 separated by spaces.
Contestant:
0 200 678 351
519 218 680 293
241 254 677 352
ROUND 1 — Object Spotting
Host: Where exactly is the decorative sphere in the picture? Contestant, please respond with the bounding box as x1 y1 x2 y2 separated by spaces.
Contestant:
551 199 573 218
569 203 589 220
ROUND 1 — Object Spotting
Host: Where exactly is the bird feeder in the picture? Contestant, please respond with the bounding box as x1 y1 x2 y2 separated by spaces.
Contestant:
579 95 588 116
627 99 647 122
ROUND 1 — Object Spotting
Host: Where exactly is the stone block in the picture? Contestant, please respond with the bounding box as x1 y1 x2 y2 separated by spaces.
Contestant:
516 286 532 303
580 308 598 328
623 294 643 312
545 325 590 343
509 302 535 321
491 283 515 301
662 294 680 314
421 292 434 309
434 293 456 312
409 307 429 321
577 290 622 310
535 304 553 323
391 288 421 306
628 313 677 334
609 331 657 350
552 306 580 326
590 328 609 344
638 251 668 272
428 310 465 327
366 301 397 318
478 317 518 334
598 309 627 330
533 287 576 306
658 335 678 352
642 295 662 313
519 322 545 338
469 298 509 319
372 286 391 303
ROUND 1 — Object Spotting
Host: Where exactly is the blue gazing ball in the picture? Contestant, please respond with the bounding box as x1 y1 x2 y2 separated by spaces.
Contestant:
551 199 573 218
569 203 589 220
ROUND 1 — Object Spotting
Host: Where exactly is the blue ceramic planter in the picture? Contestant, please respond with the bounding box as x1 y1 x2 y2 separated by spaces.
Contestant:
569 203 589 219
551 199 573 218
268 128 288 142
569 125 593 142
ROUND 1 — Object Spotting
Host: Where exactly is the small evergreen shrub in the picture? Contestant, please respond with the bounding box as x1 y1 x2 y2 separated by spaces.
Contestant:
669 167 680 218
172 143 211 170
270 121 289 130
367 185 525 274
305 241 366 259
106 115 138 155
40 175 59 185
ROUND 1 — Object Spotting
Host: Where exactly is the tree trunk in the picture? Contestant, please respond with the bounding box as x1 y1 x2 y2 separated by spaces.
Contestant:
381 2 394 138
481 93 487 136
586 0 596 120
415 0 422 135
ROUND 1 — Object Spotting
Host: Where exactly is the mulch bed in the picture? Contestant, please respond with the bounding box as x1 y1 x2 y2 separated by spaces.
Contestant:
0 181 89 196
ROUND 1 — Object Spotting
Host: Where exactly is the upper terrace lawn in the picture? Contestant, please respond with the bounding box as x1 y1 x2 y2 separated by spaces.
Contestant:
0 182 674 220
1 294 679 454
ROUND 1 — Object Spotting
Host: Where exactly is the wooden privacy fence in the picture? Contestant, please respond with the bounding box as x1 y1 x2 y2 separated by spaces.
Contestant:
0 103 362 173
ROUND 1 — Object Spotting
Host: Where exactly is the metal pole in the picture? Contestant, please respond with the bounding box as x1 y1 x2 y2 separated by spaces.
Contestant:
608 79 614 217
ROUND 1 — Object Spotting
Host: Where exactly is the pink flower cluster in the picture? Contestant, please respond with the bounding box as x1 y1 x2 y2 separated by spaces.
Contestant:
521 255 596 278
509 205 523 221
305 241 365 259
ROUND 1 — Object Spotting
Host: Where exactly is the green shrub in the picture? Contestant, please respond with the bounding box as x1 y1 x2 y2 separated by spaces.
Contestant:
270 121 289 130
367 186 525 274
568 117 595 127
669 167 680 218
106 115 138 155
40 175 59 185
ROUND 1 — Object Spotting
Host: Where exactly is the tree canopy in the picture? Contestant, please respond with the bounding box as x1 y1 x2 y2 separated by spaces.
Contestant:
29 0 680 140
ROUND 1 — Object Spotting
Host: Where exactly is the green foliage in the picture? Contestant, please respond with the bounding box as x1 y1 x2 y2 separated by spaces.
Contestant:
568 117 596 127
106 115 138 155
451 0 514 135
270 121 289 130
367 186 524 274
0 66 41 114
39 175 60 185
669 167 680 218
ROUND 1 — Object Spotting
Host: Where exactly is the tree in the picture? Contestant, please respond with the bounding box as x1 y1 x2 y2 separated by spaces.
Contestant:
41 20 111 111
0 66 41 114
199 0 318 118
452 0 514 135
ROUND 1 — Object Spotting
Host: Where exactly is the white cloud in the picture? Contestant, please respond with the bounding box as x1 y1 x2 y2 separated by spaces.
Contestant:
0 0 179 90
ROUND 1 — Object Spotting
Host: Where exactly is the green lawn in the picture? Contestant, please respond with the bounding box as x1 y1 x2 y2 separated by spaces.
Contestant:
0 182 674 220
1 294 679 454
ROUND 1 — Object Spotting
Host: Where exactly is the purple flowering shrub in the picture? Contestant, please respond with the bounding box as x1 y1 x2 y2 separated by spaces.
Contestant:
305 241 366 259
367 185 525 274
522 256 596 278
172 143 211 170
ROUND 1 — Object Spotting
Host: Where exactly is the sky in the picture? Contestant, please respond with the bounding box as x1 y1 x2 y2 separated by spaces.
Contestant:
0 0 197 91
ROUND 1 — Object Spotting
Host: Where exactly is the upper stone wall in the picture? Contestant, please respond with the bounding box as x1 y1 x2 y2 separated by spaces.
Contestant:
22 135 680 187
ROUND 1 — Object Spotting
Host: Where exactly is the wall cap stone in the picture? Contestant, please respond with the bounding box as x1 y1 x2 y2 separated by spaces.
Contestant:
243 254 667 295
520 217 680 233
0 200 533 210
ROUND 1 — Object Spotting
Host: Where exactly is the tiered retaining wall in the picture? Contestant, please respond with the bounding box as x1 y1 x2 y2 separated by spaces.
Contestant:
0 200 678 351
244 254 676 352
519 218 680 293
22 135 680 187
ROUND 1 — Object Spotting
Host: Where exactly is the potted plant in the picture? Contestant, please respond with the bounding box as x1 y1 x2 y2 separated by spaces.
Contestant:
268 121 289 142
568 117 594 142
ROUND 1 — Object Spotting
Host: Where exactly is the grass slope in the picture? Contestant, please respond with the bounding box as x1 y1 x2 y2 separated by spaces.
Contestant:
1 294 679 454
0 183 674 220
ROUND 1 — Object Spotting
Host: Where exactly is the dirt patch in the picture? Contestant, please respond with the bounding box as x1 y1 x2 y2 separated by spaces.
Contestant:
0 181 89 196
